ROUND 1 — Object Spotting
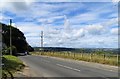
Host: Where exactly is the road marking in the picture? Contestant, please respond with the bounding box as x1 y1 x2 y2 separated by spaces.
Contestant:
109 70 113 71
56 64 80 72
43 60 50 63
104 77 112 79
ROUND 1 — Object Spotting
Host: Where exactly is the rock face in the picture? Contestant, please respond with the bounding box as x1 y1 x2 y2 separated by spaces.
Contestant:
1 22 34 55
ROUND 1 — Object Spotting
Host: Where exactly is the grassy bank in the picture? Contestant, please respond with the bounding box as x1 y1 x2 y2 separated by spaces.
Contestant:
2 55 25 78
31 52 119 66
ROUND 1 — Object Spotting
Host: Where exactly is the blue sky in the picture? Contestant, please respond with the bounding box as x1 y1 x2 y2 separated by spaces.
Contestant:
0 0 119 48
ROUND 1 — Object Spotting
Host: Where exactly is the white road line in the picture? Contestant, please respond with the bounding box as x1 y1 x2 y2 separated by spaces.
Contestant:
56 64 81 72
42 60 50 63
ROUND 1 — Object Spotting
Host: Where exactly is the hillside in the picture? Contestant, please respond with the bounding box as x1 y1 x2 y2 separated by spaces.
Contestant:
1 22 34 55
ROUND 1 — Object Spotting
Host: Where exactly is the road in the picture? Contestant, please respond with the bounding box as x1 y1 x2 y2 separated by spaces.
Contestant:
19 55 118 78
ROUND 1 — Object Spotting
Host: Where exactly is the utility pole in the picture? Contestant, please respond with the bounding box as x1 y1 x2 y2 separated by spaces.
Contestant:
41 31 43 47
10 19 12 55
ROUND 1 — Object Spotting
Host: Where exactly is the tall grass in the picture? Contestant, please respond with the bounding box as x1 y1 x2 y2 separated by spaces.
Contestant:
31 51 119 66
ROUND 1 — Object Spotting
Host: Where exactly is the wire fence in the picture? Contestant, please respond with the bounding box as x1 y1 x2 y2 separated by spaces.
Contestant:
31 51 119 66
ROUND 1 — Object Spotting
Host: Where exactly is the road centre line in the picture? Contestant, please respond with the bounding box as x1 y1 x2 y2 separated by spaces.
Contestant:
56 64 81 72
42 59 50 63
56 64 113 79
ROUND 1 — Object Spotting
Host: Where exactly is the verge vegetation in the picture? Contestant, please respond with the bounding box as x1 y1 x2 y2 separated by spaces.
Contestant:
31 51 119 66
2 55 25 78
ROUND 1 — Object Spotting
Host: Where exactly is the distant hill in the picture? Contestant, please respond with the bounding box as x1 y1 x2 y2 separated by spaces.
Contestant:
34 47 118 54
34 47 76 52
1 22 34 55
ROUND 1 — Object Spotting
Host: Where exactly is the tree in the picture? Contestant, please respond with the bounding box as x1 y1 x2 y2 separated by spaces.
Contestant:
1 22 34 55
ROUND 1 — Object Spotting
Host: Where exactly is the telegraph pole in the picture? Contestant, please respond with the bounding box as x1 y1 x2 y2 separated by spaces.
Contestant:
41 31 43 47
10 19 12 55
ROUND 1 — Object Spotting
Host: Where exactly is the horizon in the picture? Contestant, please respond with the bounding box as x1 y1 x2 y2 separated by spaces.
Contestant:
33 46 118 49
0 1 118 48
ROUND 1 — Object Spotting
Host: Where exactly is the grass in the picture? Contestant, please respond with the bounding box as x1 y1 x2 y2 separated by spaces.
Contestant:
31 52 119 66
0 68 2 79
2 55 25 77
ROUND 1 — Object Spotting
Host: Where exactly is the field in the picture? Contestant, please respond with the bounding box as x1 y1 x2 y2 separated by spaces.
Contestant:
31 51 119 66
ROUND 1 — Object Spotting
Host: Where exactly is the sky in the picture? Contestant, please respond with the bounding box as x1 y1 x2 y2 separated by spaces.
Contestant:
0 0 119 48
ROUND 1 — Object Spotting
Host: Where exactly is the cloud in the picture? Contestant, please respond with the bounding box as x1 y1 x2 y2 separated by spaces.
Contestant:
25 33 40 37
37 15 64 24
1 2 118 48
16 22 44 33
85 24 105 35
110 28 119 35
73 28 86 38
1 0 109 2
0 14 13 22
76 35 118 48
102 18 118 27
0 2 30 12
112 0 120 2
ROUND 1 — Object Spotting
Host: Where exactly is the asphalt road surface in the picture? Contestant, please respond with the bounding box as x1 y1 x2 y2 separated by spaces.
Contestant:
19 55 118 78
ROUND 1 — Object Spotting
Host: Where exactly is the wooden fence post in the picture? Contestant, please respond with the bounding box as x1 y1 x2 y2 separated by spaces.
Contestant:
67 51 69 57
74 53 75 58
117 54 119 64
68 52 70 57
90 53 92 61
103 54 105 62
81 53 83 58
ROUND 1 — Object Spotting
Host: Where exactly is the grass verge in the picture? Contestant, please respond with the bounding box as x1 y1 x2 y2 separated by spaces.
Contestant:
31 52 119 66
2 55 25 77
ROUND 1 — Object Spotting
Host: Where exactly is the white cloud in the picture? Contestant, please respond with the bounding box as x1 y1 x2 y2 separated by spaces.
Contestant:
110 28 119 35
25 33 40 37
85 24 105 35
17 21 118 48
26 37 40 47
102 18 118 27
73 28 86 38
37 15 64 24
1 2 118 48
16 22 44 33
112 0 120 2
74 35 118 48
0 2 30 12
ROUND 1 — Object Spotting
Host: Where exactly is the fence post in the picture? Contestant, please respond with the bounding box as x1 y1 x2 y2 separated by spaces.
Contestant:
90 53 92 61
41 51 42 55
81 53 83 58
52 51 53 55
49 51 51 56
51 51 52 56
67 51 68 57
68 52 69 57
74 53 75 58
117 54 119 64
58 52 59 56
103 54 105 62
63 52 65 57
60 52 61 56
52 51 54 55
